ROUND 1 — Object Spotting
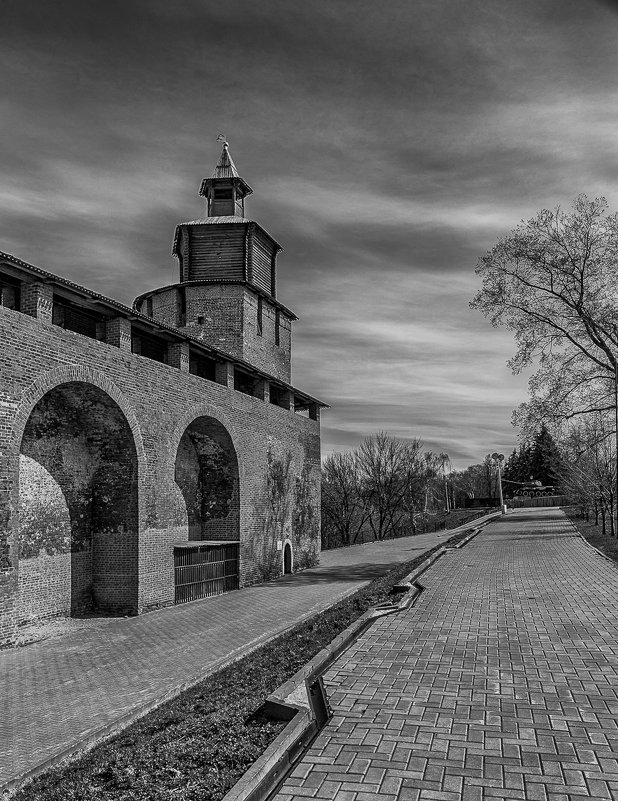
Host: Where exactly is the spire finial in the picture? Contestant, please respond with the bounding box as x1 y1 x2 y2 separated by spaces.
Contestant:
200 138 253 216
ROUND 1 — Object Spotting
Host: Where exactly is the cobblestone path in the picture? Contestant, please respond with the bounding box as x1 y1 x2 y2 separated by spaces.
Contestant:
1 526 467 789
274 509 618 801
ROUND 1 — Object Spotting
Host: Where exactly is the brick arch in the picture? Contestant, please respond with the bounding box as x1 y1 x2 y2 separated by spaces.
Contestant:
168 404 244 546
13 368 145 618
166 403 245 483
11 365 146 466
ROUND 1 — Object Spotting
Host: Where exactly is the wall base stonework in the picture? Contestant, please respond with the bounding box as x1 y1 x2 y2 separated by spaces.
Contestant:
138 525 186 611
18 552 72 623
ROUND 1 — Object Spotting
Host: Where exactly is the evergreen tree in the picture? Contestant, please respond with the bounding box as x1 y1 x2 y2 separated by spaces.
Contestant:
503 444 533 495
503 449 517 482
529 425 563 486
515 442 533 483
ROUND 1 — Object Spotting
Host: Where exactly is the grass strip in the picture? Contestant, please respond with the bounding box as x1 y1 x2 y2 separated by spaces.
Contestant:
322 507 493 549
13 528 472 801
565 507 618 564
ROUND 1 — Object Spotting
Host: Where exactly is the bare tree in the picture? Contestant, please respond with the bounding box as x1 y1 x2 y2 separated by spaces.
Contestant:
321 451 370 546
471 196 618 433
357 433 435 540
322 434 446 546
450 455 500 504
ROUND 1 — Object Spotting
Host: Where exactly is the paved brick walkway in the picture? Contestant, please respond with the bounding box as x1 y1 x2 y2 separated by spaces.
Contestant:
274 509 618 801
1 528 457 789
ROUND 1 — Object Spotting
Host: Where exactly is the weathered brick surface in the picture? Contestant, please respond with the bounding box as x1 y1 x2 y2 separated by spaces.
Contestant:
0 300 320 643
20 283 53 323
144 283 292 382
240 290 292 381
274 509 618 801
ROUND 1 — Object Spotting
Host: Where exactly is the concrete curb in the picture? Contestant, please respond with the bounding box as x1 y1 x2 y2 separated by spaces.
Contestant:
446 524 484 550
222 601 422 801
431 510 502 541
222 518 495 801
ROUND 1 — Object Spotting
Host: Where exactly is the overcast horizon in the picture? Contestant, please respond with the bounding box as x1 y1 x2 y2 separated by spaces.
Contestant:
2 0 618 469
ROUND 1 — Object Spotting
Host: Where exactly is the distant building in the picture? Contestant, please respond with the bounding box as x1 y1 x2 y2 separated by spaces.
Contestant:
0 143 325 645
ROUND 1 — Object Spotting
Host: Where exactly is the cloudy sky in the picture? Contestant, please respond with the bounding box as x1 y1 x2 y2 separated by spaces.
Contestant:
2 0 618 468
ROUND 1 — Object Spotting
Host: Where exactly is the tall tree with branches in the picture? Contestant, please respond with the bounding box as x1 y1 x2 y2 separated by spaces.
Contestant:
471 196 618 433
357 433 440 541
357 433 414 541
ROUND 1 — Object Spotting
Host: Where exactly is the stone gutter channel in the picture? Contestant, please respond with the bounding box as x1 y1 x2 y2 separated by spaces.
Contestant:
223 514 499 801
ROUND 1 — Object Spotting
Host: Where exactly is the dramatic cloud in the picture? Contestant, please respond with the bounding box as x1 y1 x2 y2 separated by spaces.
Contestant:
1 0 617 467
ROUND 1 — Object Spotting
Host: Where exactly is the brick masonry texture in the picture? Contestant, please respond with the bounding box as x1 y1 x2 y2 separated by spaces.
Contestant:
273 509 618 801
0 302 320 645
143 283 292 382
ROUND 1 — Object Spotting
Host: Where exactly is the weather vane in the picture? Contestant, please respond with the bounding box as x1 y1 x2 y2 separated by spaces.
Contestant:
216 133 228 147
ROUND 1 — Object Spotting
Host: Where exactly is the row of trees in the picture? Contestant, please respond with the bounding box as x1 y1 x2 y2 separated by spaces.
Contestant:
472 195 618 530
322 195 618 547
449 455 501 505
322 433 456 548
323 430 567 549
322 422 607 550
322 425 577 550
326 193 618 546
445 429 563 506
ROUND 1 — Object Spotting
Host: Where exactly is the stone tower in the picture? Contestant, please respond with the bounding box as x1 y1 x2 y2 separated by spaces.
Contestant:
133 142 295 383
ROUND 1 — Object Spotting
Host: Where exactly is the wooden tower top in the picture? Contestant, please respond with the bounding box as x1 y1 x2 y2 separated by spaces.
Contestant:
199 142 253 218
171 144 283 300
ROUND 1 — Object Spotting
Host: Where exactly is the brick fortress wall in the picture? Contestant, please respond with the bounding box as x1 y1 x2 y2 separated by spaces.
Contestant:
0 303 321 645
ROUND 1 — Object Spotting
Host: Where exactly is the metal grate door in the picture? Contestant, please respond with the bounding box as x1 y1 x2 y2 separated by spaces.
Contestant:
174 542 239 604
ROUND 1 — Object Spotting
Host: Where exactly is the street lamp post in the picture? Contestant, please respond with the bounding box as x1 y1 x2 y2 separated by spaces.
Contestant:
492 452 507 515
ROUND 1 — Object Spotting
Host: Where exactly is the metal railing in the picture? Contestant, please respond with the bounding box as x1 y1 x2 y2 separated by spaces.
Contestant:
508 495 570 508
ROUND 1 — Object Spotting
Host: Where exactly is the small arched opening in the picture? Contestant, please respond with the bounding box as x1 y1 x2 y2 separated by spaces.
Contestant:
174 416 240 602
283 541 293 574
18 382 139 619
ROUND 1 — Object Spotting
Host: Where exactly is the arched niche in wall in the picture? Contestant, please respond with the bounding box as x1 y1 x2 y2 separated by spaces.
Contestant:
18 381 139 617
283 540 293 574
174 416 240 542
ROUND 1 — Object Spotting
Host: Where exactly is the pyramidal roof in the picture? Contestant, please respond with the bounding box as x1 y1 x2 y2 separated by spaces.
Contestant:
212 142 240 179
200 141 253 199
